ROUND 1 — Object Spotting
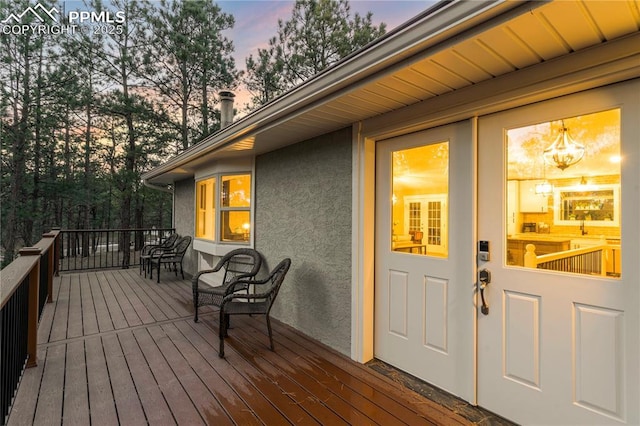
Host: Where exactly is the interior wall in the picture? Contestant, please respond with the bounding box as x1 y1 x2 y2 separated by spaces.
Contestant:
255 127 353 355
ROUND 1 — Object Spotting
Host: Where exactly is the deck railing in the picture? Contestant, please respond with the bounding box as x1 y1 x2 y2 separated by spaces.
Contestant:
524 243 617 276
0 230 60 425
59 228 175 272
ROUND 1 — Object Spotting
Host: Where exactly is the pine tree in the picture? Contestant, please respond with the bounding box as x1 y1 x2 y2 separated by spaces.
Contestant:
243 0 386 108
141 0 238 150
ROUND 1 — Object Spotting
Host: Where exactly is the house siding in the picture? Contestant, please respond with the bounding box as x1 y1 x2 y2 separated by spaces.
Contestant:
255 127 353 355
173 177 197 275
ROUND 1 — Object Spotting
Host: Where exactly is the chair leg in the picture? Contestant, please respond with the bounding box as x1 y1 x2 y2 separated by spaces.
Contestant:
193 292 199 323
223 314 230 336
266 315 275 350
180 262 184 280
219 309 226 358
157 261 161 283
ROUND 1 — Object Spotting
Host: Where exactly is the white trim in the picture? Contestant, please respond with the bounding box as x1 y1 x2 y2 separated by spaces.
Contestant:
193 239 252 257
351 123 375 362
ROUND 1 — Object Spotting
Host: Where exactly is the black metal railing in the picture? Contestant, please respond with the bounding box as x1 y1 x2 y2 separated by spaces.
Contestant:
59 228 175 272
0 230 58 425
1 274 29 426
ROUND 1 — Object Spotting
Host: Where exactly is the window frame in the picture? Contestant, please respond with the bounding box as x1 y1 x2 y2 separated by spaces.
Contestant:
194 171 253 247
219 173 252 242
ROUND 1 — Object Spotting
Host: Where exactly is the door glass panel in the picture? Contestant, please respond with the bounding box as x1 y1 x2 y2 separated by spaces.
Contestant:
506 109 621 277
392 142 449 257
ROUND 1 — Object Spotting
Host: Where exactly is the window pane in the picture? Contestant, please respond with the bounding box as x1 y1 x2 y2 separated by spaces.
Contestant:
195 178 215 240
392 142 449 257
221 211 251 242
221 174 251 207
506 109 621 277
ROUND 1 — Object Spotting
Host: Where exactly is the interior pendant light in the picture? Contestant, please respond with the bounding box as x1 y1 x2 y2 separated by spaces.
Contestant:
535 161 553 195
543 120 585 171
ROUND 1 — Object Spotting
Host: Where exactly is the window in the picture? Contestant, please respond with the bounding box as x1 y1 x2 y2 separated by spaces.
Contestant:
195 173 251 243
392 142 449 257
195 178 215 240
505 109 621 277
220 174 251 242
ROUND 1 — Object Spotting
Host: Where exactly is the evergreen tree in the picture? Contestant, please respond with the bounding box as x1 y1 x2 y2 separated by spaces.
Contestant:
243 0 386 108
141 0 238 150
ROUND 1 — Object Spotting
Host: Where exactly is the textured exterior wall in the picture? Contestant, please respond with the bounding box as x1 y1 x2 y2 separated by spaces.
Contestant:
173 178 197 276
255 127 353 355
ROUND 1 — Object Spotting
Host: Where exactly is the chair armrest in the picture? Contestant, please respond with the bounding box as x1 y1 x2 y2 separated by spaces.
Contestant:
148 246 168 256
220 290 272 307
224 275 270 295
191 264 226 285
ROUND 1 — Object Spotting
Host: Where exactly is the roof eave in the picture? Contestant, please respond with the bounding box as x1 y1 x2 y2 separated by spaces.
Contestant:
142 0 524 184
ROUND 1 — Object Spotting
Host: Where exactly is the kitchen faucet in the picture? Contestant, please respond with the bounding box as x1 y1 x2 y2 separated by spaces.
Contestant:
580 219 588 235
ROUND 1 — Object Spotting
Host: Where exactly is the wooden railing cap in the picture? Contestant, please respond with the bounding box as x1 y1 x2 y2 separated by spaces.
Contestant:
19 247 42 256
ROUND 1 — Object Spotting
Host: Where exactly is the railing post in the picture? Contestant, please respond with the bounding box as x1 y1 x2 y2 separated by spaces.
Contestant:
43 232 56 302
52 227 61 276
524 244 537 268
19 247 42 368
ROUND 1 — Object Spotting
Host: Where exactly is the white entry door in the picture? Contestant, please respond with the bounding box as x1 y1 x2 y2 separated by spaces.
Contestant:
477 82 639 425
375 122 474 401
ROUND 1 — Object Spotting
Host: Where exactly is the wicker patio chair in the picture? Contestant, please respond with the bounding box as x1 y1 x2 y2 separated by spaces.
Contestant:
149 236 192 283
218 258 291 358
139 232 179 276
191 248 262 323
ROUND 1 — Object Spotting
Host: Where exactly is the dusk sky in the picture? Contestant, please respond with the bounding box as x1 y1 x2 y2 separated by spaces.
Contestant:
58 0 437 108
219 0 435 63
218 0 437 108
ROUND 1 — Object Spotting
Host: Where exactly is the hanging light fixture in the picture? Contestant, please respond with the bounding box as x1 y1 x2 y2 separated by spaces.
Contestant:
535 160 553 195
543 120 585 171
535 181 553 195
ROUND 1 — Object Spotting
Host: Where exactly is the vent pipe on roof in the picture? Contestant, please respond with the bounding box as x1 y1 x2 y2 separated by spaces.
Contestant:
219 91 235 129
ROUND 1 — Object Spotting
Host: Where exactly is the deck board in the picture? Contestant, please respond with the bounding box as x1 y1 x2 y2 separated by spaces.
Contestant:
80 273 100 336
88 272 115 333
117 330 176 424
8 269 473 426
84 336 119 425
63 340 90 425
102 333 148 425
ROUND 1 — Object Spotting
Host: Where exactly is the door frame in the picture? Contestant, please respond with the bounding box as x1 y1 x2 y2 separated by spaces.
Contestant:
351 120 478 405
352 80 639 417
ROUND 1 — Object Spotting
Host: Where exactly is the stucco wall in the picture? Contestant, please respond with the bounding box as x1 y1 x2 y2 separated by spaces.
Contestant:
255 127 353 355
173 177 197 276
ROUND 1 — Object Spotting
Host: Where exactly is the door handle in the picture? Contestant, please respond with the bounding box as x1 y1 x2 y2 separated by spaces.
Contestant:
479 269 491 315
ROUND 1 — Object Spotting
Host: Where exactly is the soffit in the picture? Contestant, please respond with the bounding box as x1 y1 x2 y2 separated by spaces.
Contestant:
147 0 640 184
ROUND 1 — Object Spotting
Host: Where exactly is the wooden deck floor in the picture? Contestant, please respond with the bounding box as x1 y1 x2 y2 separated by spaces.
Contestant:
7 268 472 425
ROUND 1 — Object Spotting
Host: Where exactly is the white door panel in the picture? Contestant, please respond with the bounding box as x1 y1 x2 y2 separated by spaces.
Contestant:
477 81 639 425
374 122 474 401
